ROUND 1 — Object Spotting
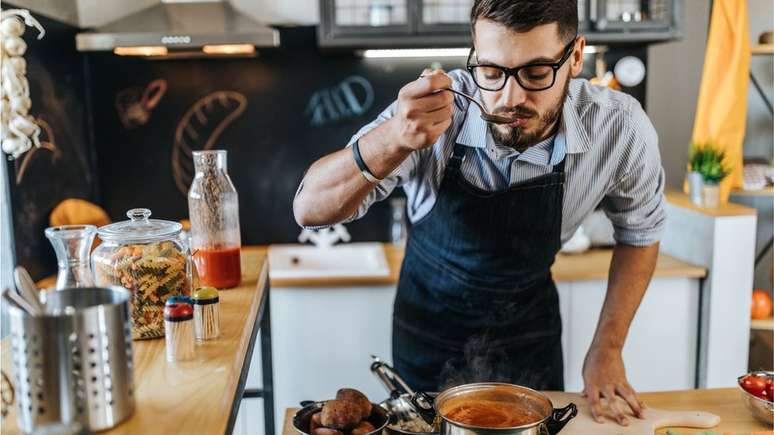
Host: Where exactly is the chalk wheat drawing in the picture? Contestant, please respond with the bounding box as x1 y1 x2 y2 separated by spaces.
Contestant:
171 91 247 195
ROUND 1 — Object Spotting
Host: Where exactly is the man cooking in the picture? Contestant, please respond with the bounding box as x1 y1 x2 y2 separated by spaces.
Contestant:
294 0 665 427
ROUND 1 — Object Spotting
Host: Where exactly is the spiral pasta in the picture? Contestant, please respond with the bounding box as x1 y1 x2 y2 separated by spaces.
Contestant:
94 241 191 339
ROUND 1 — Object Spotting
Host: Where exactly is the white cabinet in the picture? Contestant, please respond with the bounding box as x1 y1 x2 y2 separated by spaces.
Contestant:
267 285 398 435
557 277 700 392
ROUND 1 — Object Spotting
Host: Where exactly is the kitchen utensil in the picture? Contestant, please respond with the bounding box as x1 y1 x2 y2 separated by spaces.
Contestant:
292 400 389 435
541 391 721 434
44 225 96 289
441 88 516 125
92 208 191 340
3 287 41 316
14 266 45 313
410 383 577 435
371 356 416 421
188 150 242 289
7 286 135 433
738 371 773 426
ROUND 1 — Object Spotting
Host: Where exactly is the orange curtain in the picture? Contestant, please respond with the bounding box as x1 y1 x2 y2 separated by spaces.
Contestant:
691 0 750 203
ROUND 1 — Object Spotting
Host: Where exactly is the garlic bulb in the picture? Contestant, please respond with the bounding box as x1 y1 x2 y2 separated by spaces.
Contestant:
0 8 44 159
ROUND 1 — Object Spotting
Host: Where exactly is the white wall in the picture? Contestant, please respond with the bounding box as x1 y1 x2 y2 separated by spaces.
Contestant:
646 0 711 189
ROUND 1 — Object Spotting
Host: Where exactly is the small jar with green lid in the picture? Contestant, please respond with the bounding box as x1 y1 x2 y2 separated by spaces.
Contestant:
192 286 220 340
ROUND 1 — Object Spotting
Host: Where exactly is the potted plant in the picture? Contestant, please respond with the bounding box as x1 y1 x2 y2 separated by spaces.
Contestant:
688 143 732 208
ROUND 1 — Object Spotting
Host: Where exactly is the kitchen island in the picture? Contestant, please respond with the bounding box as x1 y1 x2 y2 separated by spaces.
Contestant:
1 248 271 435
281 388 772 435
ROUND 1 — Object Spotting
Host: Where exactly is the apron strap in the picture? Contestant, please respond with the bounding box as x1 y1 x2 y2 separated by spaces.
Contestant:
552 156 566 174
448 144 466 172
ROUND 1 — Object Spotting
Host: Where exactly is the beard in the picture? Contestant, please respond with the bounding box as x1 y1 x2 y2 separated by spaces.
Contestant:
487 77 570 152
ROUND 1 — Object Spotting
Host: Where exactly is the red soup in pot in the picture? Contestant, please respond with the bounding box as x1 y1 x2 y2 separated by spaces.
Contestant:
440 397 544 428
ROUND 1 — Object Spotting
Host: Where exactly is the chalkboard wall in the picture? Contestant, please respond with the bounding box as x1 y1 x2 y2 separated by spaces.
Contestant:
86 27 463 245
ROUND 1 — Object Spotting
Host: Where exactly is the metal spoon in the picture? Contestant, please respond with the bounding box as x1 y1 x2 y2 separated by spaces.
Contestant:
440 88 517 124
13 266 45 313
3 288 41 316
419 75 517 125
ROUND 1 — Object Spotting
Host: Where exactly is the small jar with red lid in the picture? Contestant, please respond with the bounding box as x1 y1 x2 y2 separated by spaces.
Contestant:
164 301 195 362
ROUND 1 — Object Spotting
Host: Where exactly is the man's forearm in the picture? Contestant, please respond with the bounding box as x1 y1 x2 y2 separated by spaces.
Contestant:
590 242 659 350
293 120 410 227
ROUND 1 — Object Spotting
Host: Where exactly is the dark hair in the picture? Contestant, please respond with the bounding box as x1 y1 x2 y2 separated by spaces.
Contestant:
471 0 578 43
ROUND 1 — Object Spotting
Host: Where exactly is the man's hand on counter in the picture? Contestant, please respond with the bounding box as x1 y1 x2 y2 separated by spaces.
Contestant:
582 344 645 426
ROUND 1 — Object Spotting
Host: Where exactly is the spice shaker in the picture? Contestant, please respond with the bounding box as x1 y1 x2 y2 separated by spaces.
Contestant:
164 302 194 362
188 150 242 289
167 295 193 306
192 286 220 340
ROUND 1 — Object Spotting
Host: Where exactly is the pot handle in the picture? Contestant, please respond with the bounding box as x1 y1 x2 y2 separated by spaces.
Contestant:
409 391 437 426
545 403 577 435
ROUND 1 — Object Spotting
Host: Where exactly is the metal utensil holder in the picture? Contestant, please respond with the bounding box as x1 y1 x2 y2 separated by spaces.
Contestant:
7 286 135 433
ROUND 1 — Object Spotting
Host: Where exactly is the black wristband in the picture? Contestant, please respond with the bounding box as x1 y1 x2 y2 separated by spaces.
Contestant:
352 139 382 183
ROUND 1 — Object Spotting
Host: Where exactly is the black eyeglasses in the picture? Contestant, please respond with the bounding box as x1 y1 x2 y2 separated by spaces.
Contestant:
466 37 578 92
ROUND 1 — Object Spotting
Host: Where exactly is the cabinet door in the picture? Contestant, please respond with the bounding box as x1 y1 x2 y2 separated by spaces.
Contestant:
416 0 473 35
593 0 674 31
578 0 591 33
321 0 413 39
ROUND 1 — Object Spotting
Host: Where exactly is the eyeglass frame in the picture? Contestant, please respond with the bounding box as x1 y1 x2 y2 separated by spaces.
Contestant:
466 36 579 92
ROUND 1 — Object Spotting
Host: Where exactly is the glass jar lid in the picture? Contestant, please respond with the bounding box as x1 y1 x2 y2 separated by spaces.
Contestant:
97 208 182 243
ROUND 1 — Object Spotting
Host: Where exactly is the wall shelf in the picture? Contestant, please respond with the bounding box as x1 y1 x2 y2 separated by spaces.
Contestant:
751 317 774 331
751 44 774 55
731 187 774 197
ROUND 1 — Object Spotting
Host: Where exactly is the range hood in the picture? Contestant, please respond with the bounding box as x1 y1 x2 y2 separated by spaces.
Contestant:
75 0 280 57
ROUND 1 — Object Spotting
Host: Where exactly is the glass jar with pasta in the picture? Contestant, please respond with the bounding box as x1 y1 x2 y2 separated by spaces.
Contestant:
92 208 192 340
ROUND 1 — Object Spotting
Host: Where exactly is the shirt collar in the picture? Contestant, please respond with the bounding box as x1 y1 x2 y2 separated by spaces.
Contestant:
562 79 592 154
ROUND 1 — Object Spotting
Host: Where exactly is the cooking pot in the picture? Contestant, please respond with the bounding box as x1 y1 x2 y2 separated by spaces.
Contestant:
410 383 577 435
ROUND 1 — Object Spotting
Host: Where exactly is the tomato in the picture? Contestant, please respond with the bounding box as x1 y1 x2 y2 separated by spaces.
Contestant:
740 374 768 398
765 378 774 402
751 289 773 319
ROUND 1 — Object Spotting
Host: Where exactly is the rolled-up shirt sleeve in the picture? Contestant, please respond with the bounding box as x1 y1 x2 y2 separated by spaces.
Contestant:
601 103 666 247
295 101 419 229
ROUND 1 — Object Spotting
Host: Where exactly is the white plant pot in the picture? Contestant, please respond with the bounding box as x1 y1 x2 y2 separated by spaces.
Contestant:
702 183 721 208
686 171 704 206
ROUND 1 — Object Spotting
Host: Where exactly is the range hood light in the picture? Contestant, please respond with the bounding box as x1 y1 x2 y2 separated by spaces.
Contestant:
361 45 603 59
202 44 255 55
360 48 470 58
114 46 169 56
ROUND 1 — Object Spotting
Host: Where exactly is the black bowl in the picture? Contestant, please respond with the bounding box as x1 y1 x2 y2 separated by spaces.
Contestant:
293 401 390 435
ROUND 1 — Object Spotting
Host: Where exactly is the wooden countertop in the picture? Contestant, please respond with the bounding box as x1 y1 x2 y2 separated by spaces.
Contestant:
2 247 269 435
270 245 706 287
666 190 757 217
281 388 771 435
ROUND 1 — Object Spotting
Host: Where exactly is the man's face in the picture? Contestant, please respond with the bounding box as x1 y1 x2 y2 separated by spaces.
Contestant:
472 20 585 151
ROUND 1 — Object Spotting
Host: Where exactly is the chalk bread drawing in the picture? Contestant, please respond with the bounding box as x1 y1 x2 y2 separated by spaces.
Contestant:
115 79 167 129
15 116 60 184
171 91 247 195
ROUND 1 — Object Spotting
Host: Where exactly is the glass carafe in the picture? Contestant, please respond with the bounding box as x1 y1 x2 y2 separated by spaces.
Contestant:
45 224 96 289
188 150 242 289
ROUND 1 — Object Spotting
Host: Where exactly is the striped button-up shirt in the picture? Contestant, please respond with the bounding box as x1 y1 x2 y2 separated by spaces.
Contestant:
335 70 666 246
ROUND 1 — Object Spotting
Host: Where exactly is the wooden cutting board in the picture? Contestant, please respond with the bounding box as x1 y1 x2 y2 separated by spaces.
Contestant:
542 392 721 435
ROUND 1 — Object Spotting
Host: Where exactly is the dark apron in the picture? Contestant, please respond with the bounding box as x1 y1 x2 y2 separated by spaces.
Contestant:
393 143 566 392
